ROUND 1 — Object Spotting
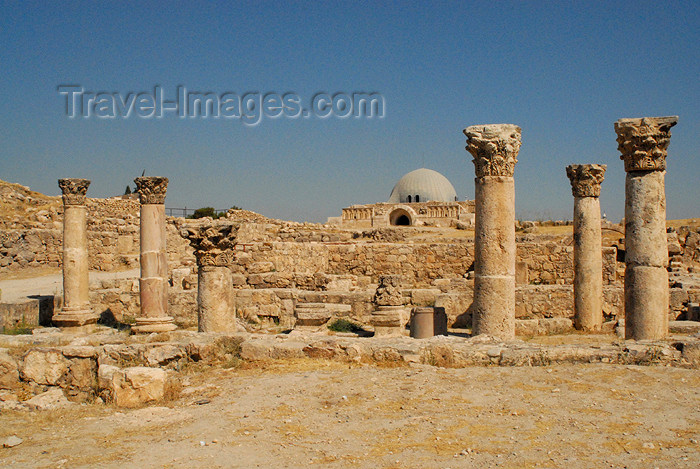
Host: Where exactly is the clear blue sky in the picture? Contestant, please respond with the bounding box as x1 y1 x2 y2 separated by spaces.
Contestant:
1 1 698 222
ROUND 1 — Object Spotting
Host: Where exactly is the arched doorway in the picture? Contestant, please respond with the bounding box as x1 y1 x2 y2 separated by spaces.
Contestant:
389 208 412 226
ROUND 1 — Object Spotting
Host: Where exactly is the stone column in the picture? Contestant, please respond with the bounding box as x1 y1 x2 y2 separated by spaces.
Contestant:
566 164 606 331
182 223 239 332
370 275 408 336
132 177 176 333
54 178 98 329
615 116 678 340
464 124 521 340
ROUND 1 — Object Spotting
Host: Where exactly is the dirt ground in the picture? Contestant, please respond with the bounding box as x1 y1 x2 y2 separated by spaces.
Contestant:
1 360 699 468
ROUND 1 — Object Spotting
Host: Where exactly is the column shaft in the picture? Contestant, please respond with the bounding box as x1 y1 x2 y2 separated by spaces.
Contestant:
54 178 96 329
133 177 175 333
624 170 668 339
198 266 235 332
473 176 515 337
573 196 603 330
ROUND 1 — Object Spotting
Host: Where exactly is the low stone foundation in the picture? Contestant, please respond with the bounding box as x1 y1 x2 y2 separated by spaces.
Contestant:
2 327 699 409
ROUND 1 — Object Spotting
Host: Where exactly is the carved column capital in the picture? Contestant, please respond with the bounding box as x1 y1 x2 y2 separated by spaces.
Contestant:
566 164 607 198
134 177 169 204
374 275 403 306
615 116 678 172
464 124 521 178
181 222 239 267
58 178 90 205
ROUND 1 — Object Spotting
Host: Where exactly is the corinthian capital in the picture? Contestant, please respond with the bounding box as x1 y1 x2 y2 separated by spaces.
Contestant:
615 116 678 172
566 164 606 198
464 124 521 178
181 221 239 267
58 178 91 205
134 177 169 204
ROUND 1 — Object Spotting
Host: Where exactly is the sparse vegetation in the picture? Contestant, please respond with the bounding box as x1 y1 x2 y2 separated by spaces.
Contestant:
186 206 242 220
327 319 364 333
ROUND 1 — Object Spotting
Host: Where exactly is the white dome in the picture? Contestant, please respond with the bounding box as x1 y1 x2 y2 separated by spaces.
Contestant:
387 168 458 204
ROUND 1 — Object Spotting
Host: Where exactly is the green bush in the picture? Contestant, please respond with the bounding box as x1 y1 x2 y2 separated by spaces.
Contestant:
187 206 242 220
327 319 364 333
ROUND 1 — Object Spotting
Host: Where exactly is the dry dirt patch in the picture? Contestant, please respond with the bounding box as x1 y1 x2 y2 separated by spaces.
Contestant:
1 361 699 468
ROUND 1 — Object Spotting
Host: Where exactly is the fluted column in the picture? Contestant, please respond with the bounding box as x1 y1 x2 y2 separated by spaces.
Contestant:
132 177 176 333
464 124 521 340
615 116 678 340
566 164 606 331
54 178 97 329
182 222 239 332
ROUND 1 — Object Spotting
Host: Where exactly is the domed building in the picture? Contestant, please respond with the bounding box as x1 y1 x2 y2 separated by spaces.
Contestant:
334 168 475 227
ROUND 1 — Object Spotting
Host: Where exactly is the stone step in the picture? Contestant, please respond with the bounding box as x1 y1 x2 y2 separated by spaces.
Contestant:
669 320 700 335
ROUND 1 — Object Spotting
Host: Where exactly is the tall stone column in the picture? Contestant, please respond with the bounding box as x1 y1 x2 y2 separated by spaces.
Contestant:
54 178 98 329
615 116 678 340
182 222 239 332
464 124 521 340
566 164 606 331
132 177 176 333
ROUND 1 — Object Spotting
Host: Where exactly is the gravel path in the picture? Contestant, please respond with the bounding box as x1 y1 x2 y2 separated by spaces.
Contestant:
0 269 139 303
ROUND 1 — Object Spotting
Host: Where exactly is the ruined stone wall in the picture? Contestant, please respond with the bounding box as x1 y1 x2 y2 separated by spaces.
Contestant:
225 233 618 290
0 197 194 272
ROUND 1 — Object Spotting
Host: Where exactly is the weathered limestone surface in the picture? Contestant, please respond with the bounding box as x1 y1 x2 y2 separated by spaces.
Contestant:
133 177 176 333
371 275 408 335
465 124 521 340
53 178 97 329
616 116 678 340
109 366 166 408
566 164 606 331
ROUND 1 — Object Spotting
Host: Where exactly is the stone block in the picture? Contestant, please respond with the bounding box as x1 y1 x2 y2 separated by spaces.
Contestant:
0 350 18 389
538 318 573 335
144 345 185 367
515 319 539 336
20 349 69 385
24 388 72 411
515 261 529 285
668 321 700 335
409 289 441 306
110 367 166 408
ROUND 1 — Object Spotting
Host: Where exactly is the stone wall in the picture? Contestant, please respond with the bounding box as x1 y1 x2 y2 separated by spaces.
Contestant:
0 197 194 272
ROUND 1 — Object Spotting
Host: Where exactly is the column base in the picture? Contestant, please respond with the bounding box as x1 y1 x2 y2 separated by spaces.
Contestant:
52 307 98 329
131 316 177 334
371 306 409 336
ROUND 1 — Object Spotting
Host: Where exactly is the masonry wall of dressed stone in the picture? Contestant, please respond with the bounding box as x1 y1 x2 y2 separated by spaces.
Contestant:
225 234 618 290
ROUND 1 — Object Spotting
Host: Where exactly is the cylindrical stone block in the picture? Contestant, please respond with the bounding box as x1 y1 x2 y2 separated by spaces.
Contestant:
624 265 669 340
472 275 515 338
573 195 603 331
624 171 668 269
198 266 235 332
474 177 516 277
410 307 447 338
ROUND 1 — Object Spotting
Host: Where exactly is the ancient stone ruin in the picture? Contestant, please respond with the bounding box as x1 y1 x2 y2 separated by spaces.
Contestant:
566 164 606 331
1 116 699 410
464 123 521 340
